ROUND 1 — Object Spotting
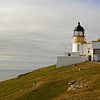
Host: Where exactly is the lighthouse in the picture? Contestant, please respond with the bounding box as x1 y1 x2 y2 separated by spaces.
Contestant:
72 22 86 54
57 22 100 67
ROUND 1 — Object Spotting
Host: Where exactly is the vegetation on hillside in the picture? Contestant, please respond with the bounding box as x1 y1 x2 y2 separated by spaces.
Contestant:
0 62 100 100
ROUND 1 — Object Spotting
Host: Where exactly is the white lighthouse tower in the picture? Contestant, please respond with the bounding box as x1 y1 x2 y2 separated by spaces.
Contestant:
72 22 86 55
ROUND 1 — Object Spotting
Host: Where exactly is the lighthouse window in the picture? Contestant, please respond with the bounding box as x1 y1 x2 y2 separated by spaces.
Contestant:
75 31 83 36
78 45 80 51
88 48 90 53
68 53 71 56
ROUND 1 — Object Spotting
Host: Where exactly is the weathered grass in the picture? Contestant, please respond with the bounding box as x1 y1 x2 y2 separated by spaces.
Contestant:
0 62 100 100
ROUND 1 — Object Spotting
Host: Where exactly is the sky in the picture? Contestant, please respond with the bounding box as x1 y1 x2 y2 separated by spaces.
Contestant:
0 0 100 70
0 0 100 39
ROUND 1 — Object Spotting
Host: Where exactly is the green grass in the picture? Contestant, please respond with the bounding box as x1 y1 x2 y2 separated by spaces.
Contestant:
0 62 100 100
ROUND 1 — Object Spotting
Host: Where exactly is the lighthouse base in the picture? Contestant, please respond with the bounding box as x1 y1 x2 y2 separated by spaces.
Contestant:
56 52 86 67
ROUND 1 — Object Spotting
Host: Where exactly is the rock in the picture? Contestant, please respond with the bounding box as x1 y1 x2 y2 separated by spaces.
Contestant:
73 65 75 67
68 84 75 91
68 80 77 85
72 88 76 91
68 80 86 92
33 80 37 87
68 87 72 91
70 84 75 88
72 64 77 67
78 68 81 71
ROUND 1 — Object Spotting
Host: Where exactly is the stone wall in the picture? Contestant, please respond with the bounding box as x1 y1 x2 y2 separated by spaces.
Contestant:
56 56 86 67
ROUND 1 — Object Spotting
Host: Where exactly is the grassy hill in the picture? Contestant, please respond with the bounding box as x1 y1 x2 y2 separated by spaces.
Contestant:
0 61 100 100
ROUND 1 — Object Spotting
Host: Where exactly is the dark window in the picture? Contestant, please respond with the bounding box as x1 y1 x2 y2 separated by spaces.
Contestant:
94 49 100 54
88 48 90 53
78 45 80 51
68 53 71 56
88 55 91 61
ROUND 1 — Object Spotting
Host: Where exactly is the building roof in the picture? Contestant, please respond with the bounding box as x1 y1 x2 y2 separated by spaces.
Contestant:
92 38 100 42
74 22 85 32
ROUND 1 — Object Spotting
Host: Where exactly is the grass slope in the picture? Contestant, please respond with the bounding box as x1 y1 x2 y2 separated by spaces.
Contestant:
0 62 100 100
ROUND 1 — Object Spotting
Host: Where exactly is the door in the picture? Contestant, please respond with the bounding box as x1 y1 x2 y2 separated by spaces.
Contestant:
88 55 91 61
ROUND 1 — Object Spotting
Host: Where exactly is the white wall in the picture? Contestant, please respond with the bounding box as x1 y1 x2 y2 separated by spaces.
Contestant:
93 55 100 61
92 42 100 49
84 43 93 60
72 43 86 55
56 56 86 67
72 43 79 52
64 52 80 57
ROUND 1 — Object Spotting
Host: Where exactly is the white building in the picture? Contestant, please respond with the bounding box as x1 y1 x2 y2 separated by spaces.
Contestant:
92 40 100 61
57 22 100 67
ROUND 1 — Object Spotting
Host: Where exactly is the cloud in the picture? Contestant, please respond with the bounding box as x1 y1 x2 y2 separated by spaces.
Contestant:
0 0 100 42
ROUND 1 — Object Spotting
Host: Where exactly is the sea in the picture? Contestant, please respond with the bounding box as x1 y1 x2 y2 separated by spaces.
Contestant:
0 70 31 82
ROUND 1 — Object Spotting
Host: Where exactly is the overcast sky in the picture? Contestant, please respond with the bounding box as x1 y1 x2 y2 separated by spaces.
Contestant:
0 0 100 69
0 0 100 39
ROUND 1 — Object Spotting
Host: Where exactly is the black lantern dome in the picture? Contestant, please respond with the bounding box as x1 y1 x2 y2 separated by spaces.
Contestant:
73 22 85 36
